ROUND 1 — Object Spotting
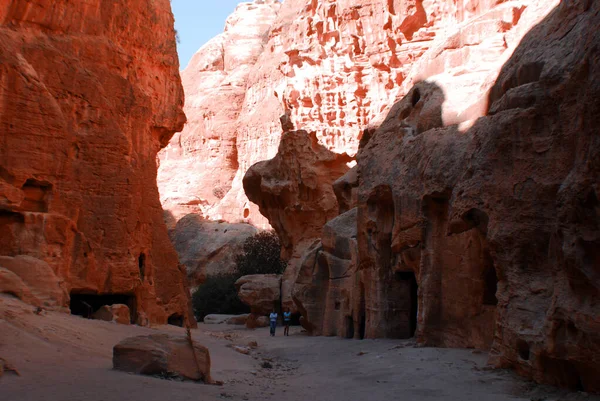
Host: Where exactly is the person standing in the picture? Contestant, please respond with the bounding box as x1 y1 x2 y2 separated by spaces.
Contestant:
283 308 292 336
269 310 278 336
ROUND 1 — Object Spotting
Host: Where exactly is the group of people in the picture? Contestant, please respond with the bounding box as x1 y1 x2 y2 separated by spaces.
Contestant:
269 308 292 336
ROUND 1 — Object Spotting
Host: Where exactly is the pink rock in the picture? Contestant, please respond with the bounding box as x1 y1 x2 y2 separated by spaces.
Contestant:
0 0 194 327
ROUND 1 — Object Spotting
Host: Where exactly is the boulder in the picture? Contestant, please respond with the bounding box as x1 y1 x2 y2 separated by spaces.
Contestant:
203 314 231 325
0 267 40 307
92 304 131 325
0 256 67 309
226 314 249 325
235 274 281 315
169 215 257 287
113 334 211 383
245 313 269 329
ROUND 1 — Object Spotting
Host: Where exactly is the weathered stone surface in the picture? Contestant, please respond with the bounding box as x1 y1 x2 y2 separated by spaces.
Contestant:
242 0 600 393
0 255 67 309
293 208 358 336
158 0 281 227
0 267 40 307
159 0 551 229
92 304 131 325
244 130 351 308
169 214 257 288
113 334 211 382
235 274 281 316
0 0 194 326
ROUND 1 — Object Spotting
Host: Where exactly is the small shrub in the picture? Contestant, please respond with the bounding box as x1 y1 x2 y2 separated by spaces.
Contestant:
235 231 287 277
192 274 249 321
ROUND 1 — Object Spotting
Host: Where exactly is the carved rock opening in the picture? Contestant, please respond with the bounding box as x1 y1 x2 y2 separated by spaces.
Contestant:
388 271 418 338
20 179 52 213
70 292 136 324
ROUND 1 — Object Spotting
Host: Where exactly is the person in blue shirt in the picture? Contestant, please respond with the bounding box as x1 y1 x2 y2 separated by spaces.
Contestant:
283 308 292 336
269 310 278 336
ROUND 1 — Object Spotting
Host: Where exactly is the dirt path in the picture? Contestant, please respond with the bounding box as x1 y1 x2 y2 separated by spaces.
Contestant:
0 296 596 401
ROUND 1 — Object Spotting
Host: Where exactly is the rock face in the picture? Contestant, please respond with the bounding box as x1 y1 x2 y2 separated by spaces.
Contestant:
158 0 281 226
241 0 600 393
158 0 554 227
0 0 194 326
113 334 211 382
169 214 258 288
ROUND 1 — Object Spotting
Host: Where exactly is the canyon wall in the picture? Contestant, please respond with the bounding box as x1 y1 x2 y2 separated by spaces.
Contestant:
240 0 600 393
161 0 529 226
0 0 194 326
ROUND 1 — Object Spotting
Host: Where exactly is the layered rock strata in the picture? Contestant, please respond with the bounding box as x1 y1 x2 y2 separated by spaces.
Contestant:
0 0 194 326
243 0 600 393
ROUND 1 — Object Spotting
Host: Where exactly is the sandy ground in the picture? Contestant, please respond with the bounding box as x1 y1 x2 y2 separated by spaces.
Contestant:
1 296 597 401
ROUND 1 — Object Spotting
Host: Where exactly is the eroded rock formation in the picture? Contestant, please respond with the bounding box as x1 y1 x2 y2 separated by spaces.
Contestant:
244 130 351 307
242 0 600 393
0 0 194 326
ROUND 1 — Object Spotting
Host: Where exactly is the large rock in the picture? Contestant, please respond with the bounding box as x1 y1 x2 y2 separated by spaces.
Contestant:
169 214 257 288
235 274 281 315
92 304 131 325
113 334 211 382
0 255 67 309
0 0 194 326
0 267 40 307
243 130 351 308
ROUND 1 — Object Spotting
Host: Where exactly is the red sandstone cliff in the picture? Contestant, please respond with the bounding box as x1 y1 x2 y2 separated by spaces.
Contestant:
238 0 600 393
162 0 522 225
0 0 194 326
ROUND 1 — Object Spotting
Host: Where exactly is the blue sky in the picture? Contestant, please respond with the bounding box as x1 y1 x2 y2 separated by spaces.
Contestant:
172 0 247 70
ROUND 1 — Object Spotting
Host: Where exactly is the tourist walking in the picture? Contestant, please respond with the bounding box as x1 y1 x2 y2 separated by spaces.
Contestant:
283 308 292 336
269 310 278 336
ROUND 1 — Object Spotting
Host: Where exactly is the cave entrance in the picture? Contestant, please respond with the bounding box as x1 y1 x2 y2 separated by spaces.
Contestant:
70 292 136 324
167 313 184 327
387 271 418 338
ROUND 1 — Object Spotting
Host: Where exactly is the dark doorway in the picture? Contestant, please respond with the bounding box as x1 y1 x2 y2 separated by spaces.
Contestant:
70 292 136 324
482 259 498 306
290 312 302 326
167 313 184 327
387 271 418 338
359 283 366 339
345 316 354 339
